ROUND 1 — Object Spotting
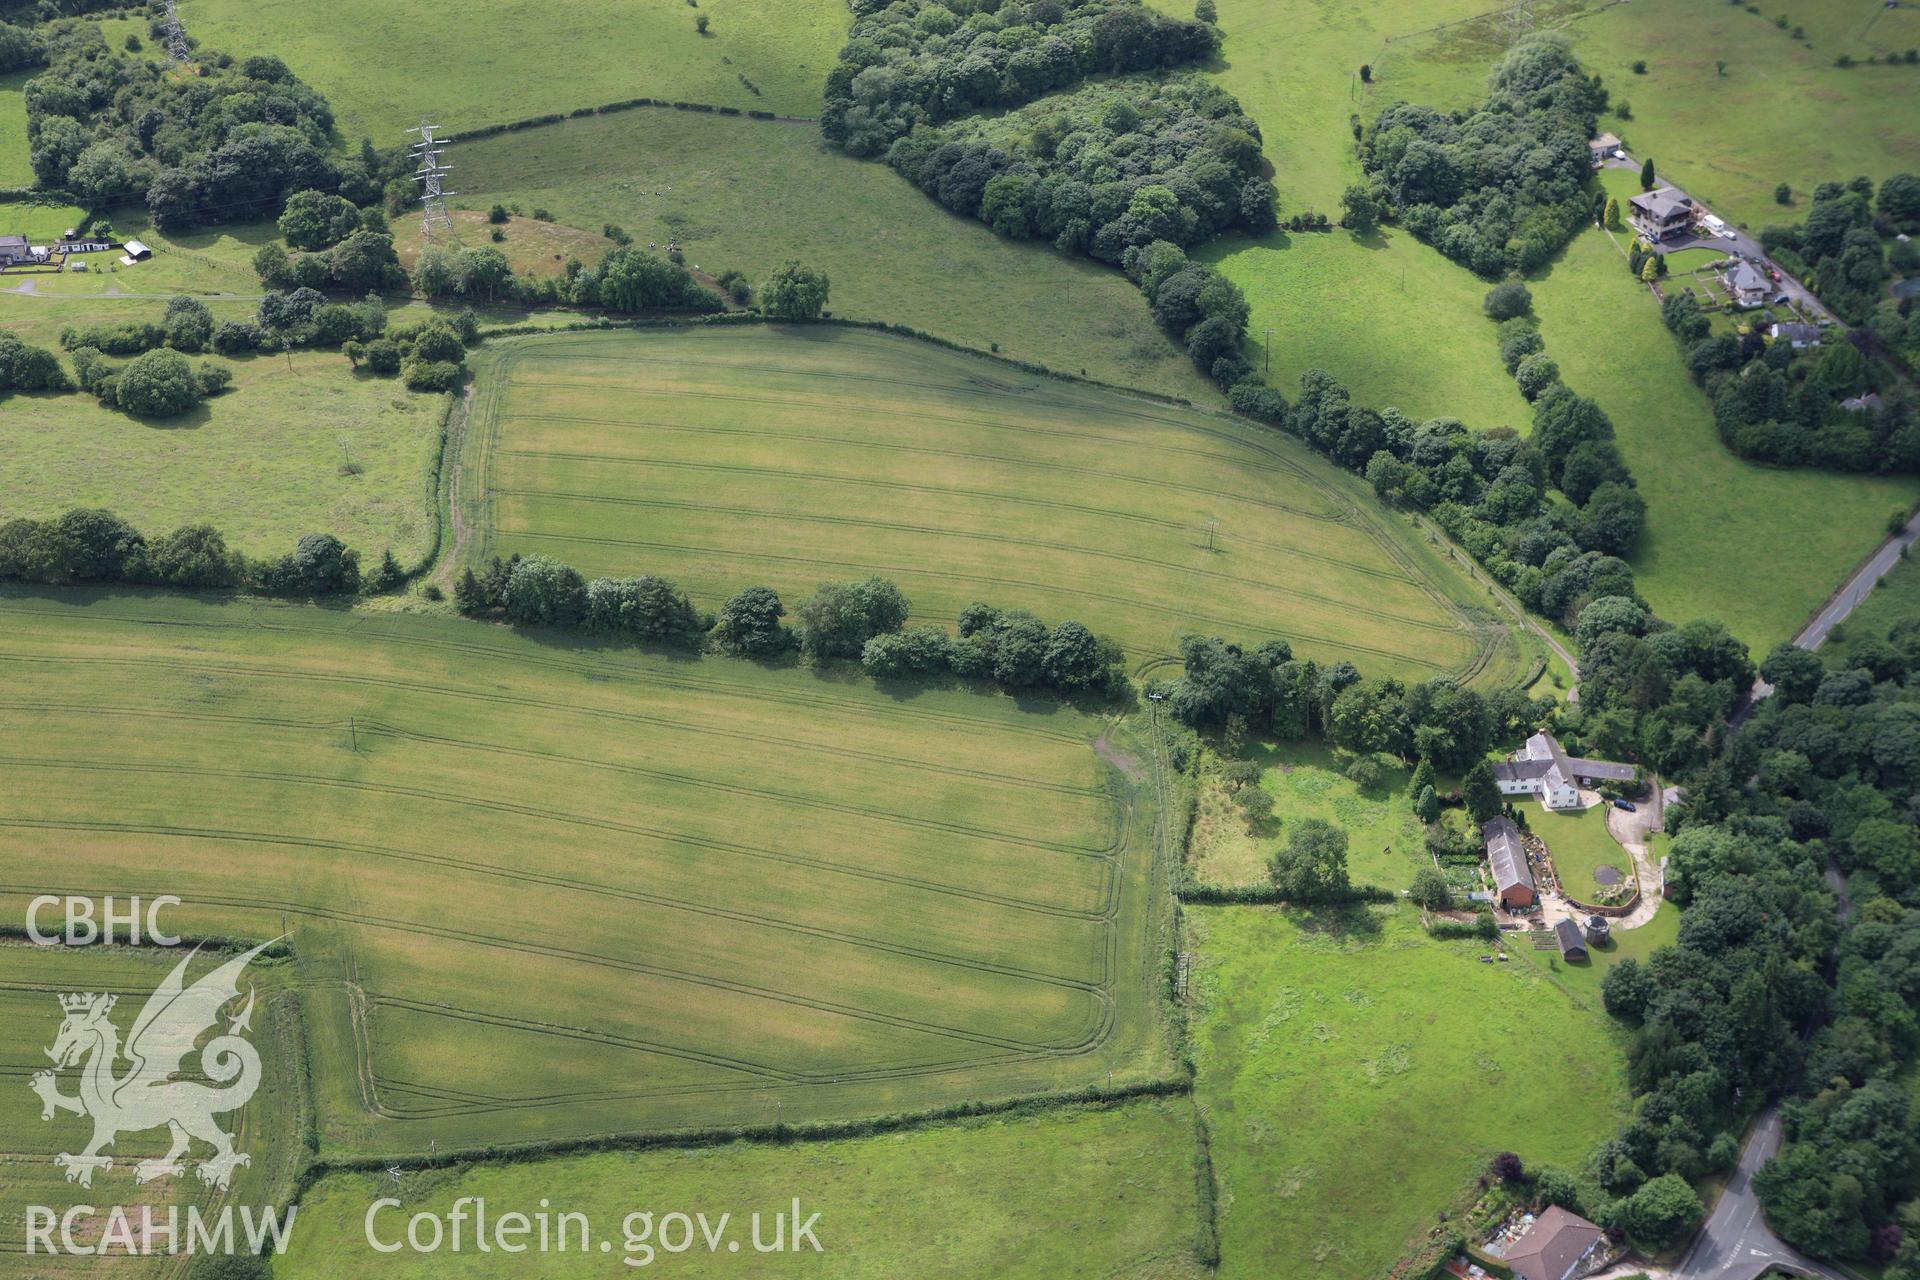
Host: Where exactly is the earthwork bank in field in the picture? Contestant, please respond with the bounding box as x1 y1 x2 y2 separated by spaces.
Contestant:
463 325 1531 683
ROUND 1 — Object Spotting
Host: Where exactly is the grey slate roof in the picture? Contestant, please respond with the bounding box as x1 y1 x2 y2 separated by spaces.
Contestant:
1554 917 1588 957
1771 322 1822 345
1629 189 1692 222
1568 757 1636 782
1483 816 1533 896
1724 260 1768 294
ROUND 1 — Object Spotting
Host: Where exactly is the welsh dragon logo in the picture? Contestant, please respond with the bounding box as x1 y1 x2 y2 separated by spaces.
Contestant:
29 941 275 1190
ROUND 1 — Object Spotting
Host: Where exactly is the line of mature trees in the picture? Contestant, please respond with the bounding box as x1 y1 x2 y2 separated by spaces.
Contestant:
1229 354 1646 633
1157 632 1549 770
1357 37 1605 277
0 508 370 596
456 557 1129 697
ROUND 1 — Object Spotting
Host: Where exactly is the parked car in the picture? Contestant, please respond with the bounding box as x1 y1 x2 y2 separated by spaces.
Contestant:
1613 799 1637 812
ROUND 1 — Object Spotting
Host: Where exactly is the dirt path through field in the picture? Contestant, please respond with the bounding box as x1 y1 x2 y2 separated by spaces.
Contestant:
432 382 479 591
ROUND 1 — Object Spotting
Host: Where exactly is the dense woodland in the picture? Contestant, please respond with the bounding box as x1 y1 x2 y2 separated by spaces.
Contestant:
823 0 1219 156
824 0 1268 387
21 21 356 227
1358 38 1604 277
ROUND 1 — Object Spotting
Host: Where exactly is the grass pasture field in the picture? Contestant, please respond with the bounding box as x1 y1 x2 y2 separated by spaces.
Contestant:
1189 903 1631 1280
179 0 847 144
1 351 444 566
0 590 1173 1158
0 942 309 1278
282 1097 1210 1278
0 70 33 188
1189 744 1423 891
1529 221 1919 649
465 325 1533 683
439 108 1216 403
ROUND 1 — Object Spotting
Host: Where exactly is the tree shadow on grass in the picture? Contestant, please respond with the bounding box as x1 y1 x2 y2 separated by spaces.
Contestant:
1290 900 1387 943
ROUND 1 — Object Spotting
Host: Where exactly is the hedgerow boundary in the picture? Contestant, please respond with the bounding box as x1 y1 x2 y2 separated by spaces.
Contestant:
440 95 812 146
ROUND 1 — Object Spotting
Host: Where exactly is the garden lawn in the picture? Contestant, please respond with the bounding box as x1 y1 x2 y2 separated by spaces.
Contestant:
1529 222 1918 650
1201 227 1532 429
1535 804 1631 900
280 1098 1209 1279
1191 743 1423 891
0 590 1172 1157
1190 903 1631 1280
439 108 1216 403
467 326 1531 682
180 0 846 142
1513 899 1682 1007
0 69 31 187
1 351 444 565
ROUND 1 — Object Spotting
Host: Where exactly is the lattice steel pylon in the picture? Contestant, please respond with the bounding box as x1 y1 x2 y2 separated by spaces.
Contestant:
1499 0 1535 45
406 119 456 244
161 0 191 62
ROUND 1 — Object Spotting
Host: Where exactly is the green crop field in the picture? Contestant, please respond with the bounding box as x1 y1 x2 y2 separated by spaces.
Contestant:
440 109 1215 403
281 1097 1208 1278
1188 903 1631 1280
0 351 444 565
1530 220 1918 649
1535 804 1631 900
180 0 847 145
0 942 309 1277
0 590 1173 1157
1190 743 1423 891
465 325 1532 682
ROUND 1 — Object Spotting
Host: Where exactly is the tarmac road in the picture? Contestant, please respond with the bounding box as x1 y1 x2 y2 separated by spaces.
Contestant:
1669 1109 1849 1280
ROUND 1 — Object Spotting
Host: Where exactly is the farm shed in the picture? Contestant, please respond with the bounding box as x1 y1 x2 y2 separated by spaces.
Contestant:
121 239 152 260
1503 1206 1606 1280
1482 816 1534 909
1553 918 1588 962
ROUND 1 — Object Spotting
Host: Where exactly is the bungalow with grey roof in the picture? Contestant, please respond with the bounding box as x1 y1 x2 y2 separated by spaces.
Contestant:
1770 321 1822 349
